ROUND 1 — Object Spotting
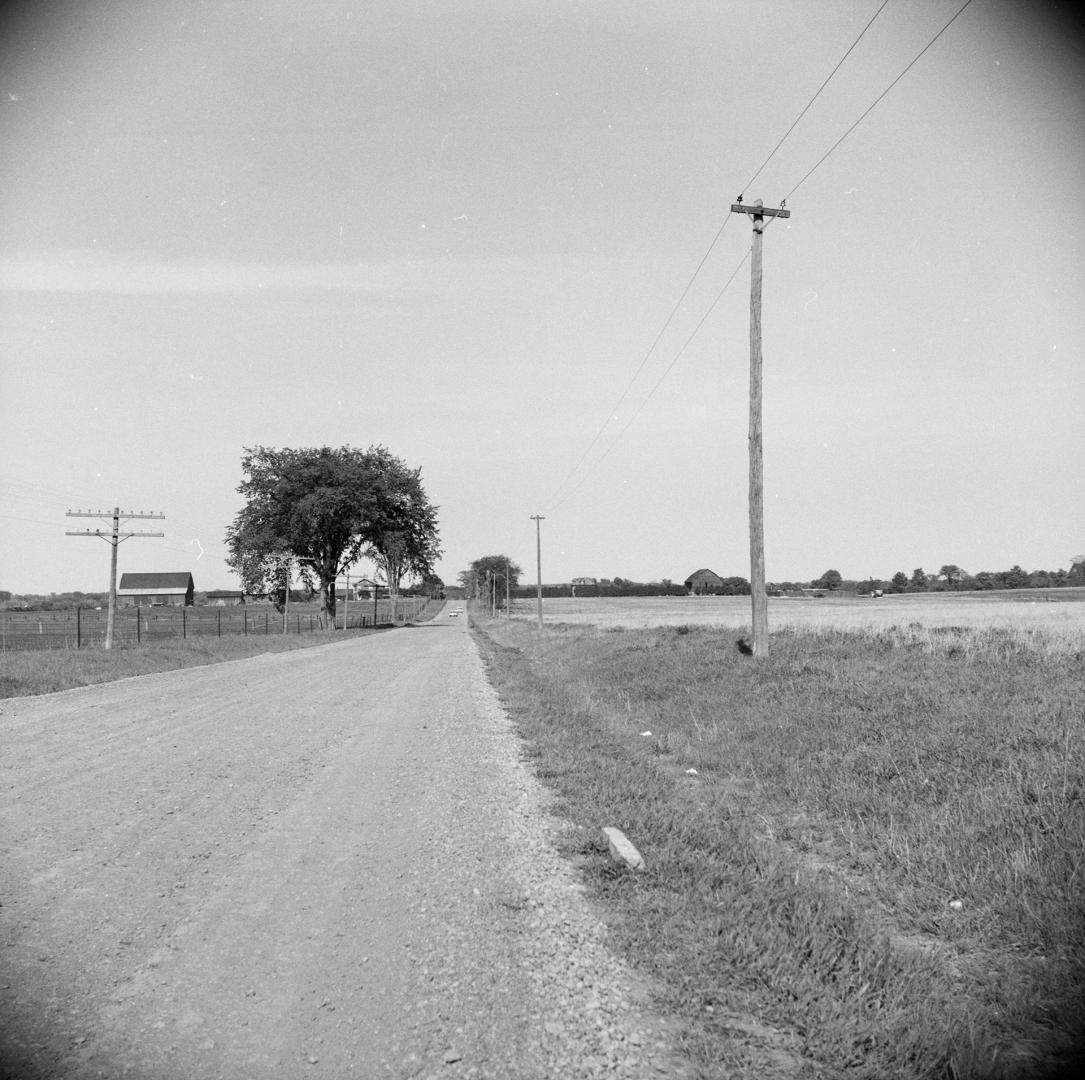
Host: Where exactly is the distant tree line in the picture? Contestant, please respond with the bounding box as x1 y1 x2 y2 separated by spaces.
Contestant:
0 590 109 611
512 578 692 599
772 561 1085 596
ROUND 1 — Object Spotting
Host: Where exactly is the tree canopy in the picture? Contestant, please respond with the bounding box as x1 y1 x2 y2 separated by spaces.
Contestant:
459 556 523 598
225 445 440 623
817 569 843 591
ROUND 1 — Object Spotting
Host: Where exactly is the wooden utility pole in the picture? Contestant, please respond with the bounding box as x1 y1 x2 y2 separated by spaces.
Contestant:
66 508 165 649
530 515 545 628
730 198 790 657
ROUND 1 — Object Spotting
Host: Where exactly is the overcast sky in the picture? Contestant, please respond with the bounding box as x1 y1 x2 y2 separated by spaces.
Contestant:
2 0 1083 594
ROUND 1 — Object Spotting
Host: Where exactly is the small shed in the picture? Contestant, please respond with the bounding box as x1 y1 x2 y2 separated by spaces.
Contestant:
684 569 725 595
205 589 245 606
118 572 195 607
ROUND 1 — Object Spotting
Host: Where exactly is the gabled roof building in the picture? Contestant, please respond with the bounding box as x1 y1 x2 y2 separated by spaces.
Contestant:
684 569 725 595
117 572 195 607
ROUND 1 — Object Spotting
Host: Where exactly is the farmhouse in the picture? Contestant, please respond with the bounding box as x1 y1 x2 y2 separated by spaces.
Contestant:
684 569 725 595
350 578 386 600
117 572 195 607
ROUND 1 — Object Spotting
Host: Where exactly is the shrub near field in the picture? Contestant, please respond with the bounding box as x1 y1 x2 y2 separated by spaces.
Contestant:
474 616 1085 1079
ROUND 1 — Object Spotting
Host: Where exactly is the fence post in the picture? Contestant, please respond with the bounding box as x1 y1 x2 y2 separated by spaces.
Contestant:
217 609 221 637
76 606 81 649
265 611 269 634
182 607 187 639
244 610 248 636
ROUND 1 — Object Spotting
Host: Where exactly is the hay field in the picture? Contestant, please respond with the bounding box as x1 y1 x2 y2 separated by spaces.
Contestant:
513 590 1085 637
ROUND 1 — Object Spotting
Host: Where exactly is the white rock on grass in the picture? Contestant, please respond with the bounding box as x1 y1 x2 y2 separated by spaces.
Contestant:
602 826 645 871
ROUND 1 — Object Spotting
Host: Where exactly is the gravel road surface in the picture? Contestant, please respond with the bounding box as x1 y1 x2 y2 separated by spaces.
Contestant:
1 618 693 1079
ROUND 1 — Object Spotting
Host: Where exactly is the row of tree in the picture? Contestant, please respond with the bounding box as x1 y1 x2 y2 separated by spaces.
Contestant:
458 558 730 600
801 562 1085 595
458 555 1085 606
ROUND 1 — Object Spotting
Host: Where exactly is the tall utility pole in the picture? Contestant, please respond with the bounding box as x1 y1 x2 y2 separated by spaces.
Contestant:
730 198 790 657
530 514 545 629
66 507 165 650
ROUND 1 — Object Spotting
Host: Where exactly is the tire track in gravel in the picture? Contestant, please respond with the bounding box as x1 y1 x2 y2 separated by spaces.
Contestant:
1 620 693 1080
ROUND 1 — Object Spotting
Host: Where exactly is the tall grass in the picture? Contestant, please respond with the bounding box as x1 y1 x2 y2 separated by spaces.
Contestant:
475 617 1085 1079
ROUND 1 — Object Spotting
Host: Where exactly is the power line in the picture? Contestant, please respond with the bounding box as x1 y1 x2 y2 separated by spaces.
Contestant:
784 0 976 201
542 2 893 513
741 0 892 196
542 217 732 511
548 249 751 513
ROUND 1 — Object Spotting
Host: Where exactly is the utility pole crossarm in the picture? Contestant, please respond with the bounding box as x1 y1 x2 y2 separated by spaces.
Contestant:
730 202 790 219
65 510 166 519
65 529 165 538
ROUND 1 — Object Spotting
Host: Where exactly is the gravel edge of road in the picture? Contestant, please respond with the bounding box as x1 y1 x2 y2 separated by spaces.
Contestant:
387 628 698 1080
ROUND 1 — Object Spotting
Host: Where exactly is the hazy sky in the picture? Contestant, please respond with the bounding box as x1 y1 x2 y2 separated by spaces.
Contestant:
2 0 1083 594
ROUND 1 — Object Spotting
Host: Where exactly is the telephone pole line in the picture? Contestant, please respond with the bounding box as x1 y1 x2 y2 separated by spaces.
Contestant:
730 198 790 657
66 507 166 649
530 515 545 629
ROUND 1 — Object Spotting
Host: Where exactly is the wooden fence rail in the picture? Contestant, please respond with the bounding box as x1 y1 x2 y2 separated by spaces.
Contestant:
0 598 431 651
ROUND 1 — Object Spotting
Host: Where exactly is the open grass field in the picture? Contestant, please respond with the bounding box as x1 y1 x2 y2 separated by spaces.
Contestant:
509 588 1085 636
474 594 1085 1078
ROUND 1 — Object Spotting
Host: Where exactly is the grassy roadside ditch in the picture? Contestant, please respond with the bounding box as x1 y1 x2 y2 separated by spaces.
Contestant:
472 616 1085 1079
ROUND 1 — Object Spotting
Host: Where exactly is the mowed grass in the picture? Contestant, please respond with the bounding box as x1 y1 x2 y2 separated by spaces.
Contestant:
0 629 379 699
474 612 1085 1079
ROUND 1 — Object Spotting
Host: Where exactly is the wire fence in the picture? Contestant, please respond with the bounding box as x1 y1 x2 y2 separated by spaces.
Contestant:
0 597 434 651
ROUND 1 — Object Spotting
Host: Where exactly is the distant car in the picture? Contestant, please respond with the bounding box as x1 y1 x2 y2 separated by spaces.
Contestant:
447 610 460 617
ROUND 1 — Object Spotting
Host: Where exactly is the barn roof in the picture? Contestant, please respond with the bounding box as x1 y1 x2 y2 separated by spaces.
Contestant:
685 568 723 580
118 572 194 592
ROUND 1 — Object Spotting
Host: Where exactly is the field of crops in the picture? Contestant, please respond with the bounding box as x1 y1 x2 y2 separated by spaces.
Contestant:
0 597 429 650
512 588 1085 636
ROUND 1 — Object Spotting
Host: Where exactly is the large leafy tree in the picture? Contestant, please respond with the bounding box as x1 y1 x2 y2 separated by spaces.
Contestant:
226 445 440 624
816 569 843 592
939 564 966 590
459 555 522 601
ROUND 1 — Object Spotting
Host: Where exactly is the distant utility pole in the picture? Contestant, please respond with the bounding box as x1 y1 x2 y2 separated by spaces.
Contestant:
530 514 545 629
730 197 791 657
66 507 166 650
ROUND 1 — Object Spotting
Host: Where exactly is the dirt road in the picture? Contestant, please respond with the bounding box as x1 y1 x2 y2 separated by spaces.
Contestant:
1 618 686 1079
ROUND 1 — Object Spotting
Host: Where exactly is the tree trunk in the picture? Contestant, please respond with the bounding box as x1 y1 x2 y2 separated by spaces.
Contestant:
320 577 336 629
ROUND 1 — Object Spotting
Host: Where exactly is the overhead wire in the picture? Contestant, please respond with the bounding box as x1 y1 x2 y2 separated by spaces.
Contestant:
540 218 731 512
541 0 895 514
740 0 893 197
784 0 976 201
548 248 752 512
